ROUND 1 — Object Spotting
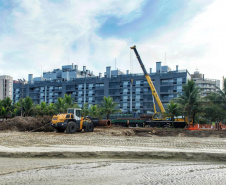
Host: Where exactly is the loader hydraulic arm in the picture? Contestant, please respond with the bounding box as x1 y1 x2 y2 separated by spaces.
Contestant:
130 45 165 113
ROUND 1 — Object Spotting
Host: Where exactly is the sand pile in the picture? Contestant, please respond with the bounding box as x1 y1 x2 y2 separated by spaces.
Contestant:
0 116 54 132
133 128 226 137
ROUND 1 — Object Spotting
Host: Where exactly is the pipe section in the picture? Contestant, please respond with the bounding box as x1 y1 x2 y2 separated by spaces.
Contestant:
98 120 111 127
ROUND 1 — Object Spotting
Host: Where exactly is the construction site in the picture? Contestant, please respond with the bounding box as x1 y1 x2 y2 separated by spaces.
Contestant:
0 46 226 184
0 113 226 184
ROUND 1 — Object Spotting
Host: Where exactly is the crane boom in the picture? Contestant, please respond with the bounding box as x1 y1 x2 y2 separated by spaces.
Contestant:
130 45 165 113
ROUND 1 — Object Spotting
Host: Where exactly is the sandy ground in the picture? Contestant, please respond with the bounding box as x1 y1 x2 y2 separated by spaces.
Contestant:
0 158 226 185
0 128 226 159
0 127 226 184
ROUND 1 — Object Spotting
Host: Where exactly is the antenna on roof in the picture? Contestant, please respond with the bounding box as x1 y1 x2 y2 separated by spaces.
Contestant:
41 66 42 77
130 49 133 74
164 52 166 65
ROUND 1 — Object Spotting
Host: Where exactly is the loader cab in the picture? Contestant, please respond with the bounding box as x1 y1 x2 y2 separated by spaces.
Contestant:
67 108 82 121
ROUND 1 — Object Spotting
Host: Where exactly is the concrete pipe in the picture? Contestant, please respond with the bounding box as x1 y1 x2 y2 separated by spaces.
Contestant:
98 120 111 127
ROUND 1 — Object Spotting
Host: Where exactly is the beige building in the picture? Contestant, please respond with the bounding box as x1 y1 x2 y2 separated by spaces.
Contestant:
191 71 220 97
0 75 13 100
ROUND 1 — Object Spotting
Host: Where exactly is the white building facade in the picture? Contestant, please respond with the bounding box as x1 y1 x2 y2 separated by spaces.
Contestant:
0 75 13 100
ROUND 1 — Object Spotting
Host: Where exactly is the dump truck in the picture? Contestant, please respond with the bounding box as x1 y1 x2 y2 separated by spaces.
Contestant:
51 108 94 134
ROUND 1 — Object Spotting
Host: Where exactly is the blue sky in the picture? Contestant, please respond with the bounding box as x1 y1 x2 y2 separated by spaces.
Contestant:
0 0 225 83
97 0 205 41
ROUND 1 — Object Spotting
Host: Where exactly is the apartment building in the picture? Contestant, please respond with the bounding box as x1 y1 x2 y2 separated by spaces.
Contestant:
0 75 13 100
13 63 190 114
191 70 220 97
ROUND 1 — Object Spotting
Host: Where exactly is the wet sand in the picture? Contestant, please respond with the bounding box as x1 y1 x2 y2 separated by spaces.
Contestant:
0 158 226 185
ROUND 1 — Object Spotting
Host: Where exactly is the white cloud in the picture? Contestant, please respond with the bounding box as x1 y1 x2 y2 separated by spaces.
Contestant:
134 0 226 82
0 0 144 79
0 0 225 85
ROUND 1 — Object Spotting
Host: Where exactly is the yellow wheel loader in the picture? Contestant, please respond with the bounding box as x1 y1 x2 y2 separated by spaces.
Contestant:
51 108 94 134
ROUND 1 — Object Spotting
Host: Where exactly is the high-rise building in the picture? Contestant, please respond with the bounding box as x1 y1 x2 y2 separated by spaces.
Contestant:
191 70 220 97
13 63 190 114
0 75 13 100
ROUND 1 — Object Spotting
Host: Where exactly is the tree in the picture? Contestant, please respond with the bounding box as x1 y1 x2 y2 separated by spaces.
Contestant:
47 103 57 116
88 104 102 118
54 94 79 114
23 97 34 116
175 80 201 125
166 100 180 127
101 96 120 119
12 101 22 117
0 97 13 119
35 101 48 116
63 94 74 110
81 103 89 117
54 97 65 113
203 78 226 122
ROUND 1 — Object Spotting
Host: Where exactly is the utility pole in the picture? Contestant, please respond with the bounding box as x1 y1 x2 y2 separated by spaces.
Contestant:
18 79 26 116
130 79 133 113
83 72 87 105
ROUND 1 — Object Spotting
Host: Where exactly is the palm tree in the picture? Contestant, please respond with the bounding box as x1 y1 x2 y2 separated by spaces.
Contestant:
175 80 201 125
47 103 57 116
204 78 226 122
81 103 89 117
166 100 180 127
101 96 120 119
54 97 65 113
12 101 22 117
1 97 13 119
88 104 102 118
23 97 34 116
36 101 48 116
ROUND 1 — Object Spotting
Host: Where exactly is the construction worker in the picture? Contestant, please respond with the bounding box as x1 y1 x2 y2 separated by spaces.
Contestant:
219 121 222 130
212 121 215 129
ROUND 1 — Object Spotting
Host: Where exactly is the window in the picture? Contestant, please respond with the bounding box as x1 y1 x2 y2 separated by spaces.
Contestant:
135 103 140 107
123 81 129 86
78 84 83 90
76 110 81 117
177 85 182 92
123 103 127 107
161 79 173 84
136 81 141 85
177 78 182 84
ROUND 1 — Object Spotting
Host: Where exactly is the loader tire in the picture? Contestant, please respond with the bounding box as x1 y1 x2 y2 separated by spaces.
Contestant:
85 122 94 132
66 121 78 134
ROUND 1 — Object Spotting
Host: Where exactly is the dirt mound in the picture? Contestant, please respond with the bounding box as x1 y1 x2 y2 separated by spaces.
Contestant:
133 128 226 137
0 116 54 132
